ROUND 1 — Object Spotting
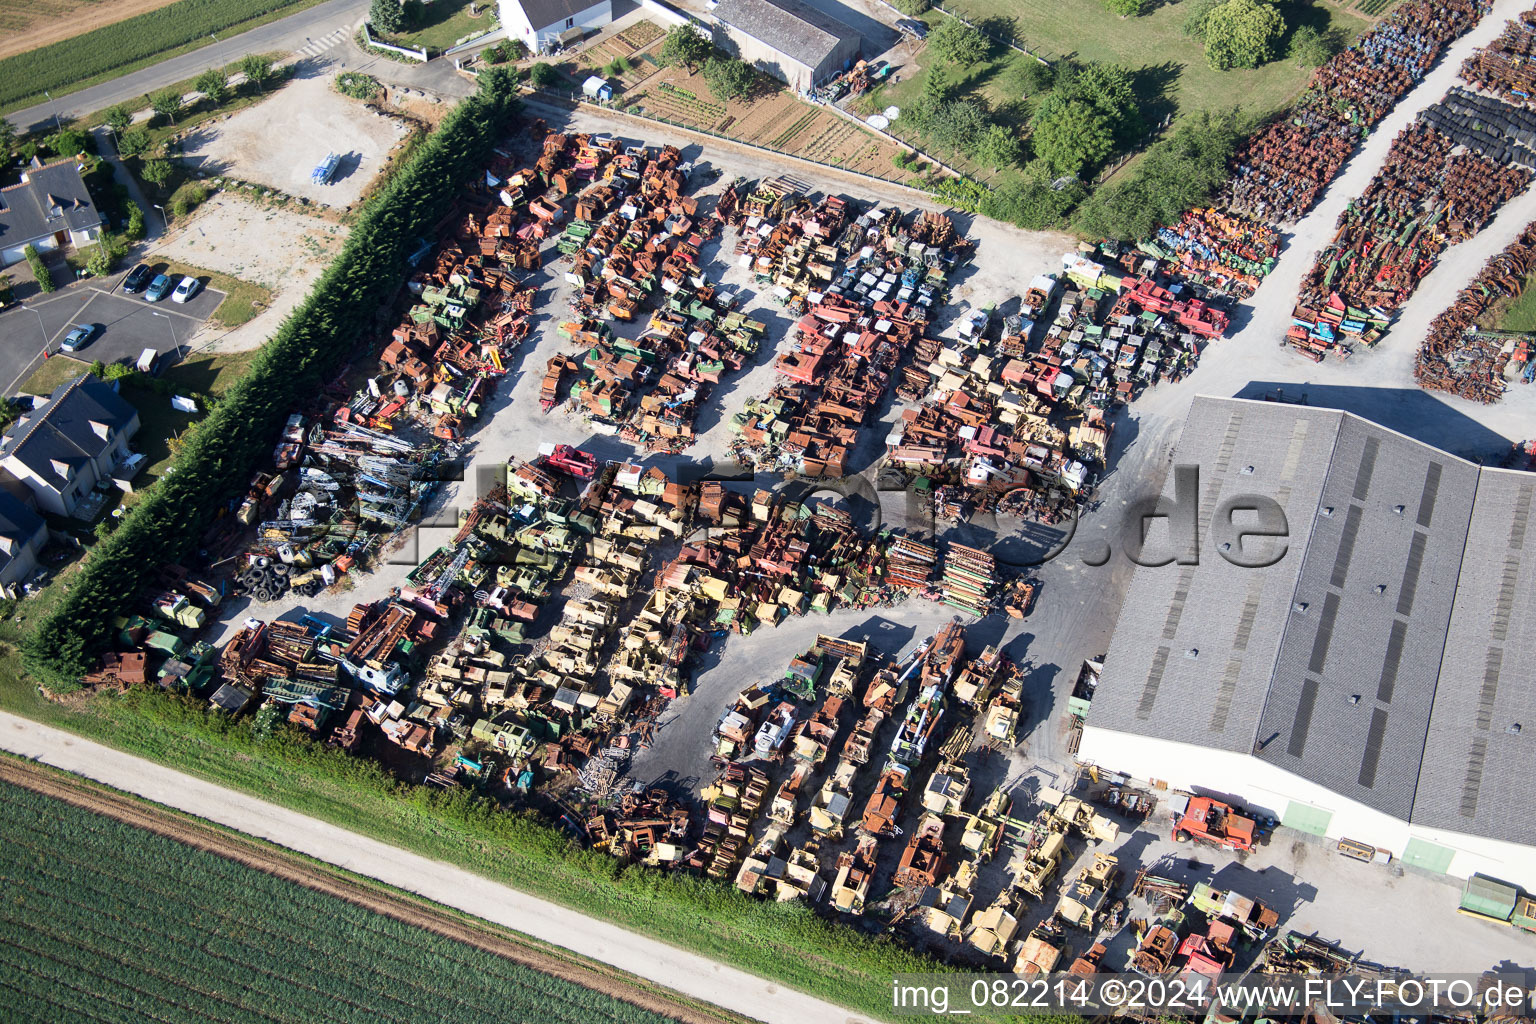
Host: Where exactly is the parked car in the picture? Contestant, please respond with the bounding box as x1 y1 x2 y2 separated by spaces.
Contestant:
59 323 96 353
899 18 928 38
122 263 152 293
145 274 174 301
171 275 201 303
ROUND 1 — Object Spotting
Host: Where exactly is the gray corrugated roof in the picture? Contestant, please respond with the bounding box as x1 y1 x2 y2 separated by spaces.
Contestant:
1252 416 1478 821
713 0 859 69
1414 468 1536 846
1092 399 1345 754
1091 395 1536 847
0 159 101 249
1 374 136 492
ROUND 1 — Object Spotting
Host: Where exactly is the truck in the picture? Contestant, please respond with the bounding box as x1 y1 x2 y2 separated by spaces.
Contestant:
1170 792 1256 852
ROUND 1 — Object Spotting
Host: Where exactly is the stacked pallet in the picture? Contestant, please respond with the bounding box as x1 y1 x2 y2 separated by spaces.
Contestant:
886 537 937 590
941 543 996 616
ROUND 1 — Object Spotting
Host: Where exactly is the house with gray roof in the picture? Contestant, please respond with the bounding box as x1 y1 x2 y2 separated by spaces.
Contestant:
497 0 611 53
1080 395 1536 889
712 0 861 93
0 158 104 267
0 374 139 518
0 491 48 590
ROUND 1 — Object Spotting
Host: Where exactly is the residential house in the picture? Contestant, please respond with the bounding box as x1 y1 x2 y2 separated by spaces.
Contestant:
497 0 612 53
0 374 139 517
0 158 104 267
711 0 861 93
0 491 48 590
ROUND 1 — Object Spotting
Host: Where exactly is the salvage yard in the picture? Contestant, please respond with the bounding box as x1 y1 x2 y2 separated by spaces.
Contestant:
176 73 411 208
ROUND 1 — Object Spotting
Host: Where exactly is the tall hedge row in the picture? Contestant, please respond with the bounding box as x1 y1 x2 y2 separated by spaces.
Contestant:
22 71 524 690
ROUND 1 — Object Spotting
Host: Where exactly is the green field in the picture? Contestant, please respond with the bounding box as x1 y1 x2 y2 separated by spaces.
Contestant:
0 0 323 113
0 779 686 1024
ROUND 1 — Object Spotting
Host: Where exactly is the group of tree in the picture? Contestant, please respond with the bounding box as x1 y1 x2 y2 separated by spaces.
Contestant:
1185 0 1287 70
928 18 989 66
1074 107 1245 238
369 0 406 34
1029 61 1141 177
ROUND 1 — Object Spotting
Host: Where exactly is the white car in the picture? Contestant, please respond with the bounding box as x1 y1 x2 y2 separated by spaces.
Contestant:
171 276 201 303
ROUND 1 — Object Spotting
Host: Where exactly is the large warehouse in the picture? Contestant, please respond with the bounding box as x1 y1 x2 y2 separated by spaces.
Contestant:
711 0 860 93
1079 395 1536 889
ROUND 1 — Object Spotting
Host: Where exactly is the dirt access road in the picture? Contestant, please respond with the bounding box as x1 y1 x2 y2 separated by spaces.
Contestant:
0 711 880 1024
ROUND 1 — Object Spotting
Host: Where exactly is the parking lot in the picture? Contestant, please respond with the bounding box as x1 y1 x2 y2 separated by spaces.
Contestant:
1 264 223 394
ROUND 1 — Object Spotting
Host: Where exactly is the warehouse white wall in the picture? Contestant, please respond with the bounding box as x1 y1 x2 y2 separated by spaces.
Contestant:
1079 726 1536 892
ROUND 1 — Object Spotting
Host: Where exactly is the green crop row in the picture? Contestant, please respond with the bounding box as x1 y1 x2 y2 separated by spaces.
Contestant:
20 70 525 689
0 0 316 110
21 686 1066 1023
0 779 683 1024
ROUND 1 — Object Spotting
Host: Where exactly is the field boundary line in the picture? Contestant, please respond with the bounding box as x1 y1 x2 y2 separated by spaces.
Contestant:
0 753 751 1024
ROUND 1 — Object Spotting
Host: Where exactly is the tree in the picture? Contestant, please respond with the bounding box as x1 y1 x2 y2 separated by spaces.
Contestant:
1289 24 1343 67
924 62 951 104
1104 0 1148 14
141 158 174 190
86 235 126 277
151 90 183 125
981 162 1086 229
46 128 88 157
1204 0 1285 70
0 119 14 158
369 0 404 34
929 100 987 156
240 54 275 93
1183 0 1227 40
104 104 134 136
1015 59 1055 95
125 202 146 242
892 0 930 13
974 124 1021 170
528 62 560 89
1030 94 1114 176
701 57 755 102
195 68 229 105
117 129 151 158
23 245 54 294
507 39 529 59
929 18 989 65
657 24 711 73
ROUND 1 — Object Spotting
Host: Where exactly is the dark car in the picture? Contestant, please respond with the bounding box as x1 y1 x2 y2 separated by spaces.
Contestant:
60 323 96 353
122 263 152 293
145 273 174 302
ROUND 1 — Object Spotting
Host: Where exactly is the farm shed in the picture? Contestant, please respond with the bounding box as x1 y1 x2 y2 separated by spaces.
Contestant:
582 75 613 101
0 158 103 266
1079 395 1536 890
711 0 860 93
498 0 612 52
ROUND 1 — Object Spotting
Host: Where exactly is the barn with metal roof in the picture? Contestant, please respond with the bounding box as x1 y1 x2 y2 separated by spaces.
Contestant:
711 0 860 93
1079 395 1536 888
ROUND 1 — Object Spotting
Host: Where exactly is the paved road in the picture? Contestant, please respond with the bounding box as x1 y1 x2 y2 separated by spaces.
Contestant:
5 0 365 134
0 712 877 1024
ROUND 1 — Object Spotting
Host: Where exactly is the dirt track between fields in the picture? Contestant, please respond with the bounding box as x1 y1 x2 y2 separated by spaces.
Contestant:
0 756 744 1024
0 0 180 60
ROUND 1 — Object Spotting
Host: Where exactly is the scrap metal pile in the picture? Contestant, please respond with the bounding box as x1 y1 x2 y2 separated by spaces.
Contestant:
728 193 969 476
1291 120 1531 359
1226 0 1490 225
1461 8 1536 103
1415 220 1536 402
542 135 766 452
1142 209 1280 301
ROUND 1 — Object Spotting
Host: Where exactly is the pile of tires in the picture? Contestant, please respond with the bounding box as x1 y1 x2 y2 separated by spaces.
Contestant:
237 558 290 604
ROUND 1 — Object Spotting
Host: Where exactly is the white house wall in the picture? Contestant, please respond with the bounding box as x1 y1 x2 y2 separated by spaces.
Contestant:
1079 726 1536 891
498 0 611 52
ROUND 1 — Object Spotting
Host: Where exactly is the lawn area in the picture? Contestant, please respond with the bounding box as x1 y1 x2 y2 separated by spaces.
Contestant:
380 0 496 54
20 355 92 396
146 258 273 327
0 0 325 113
930 0 1371 126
